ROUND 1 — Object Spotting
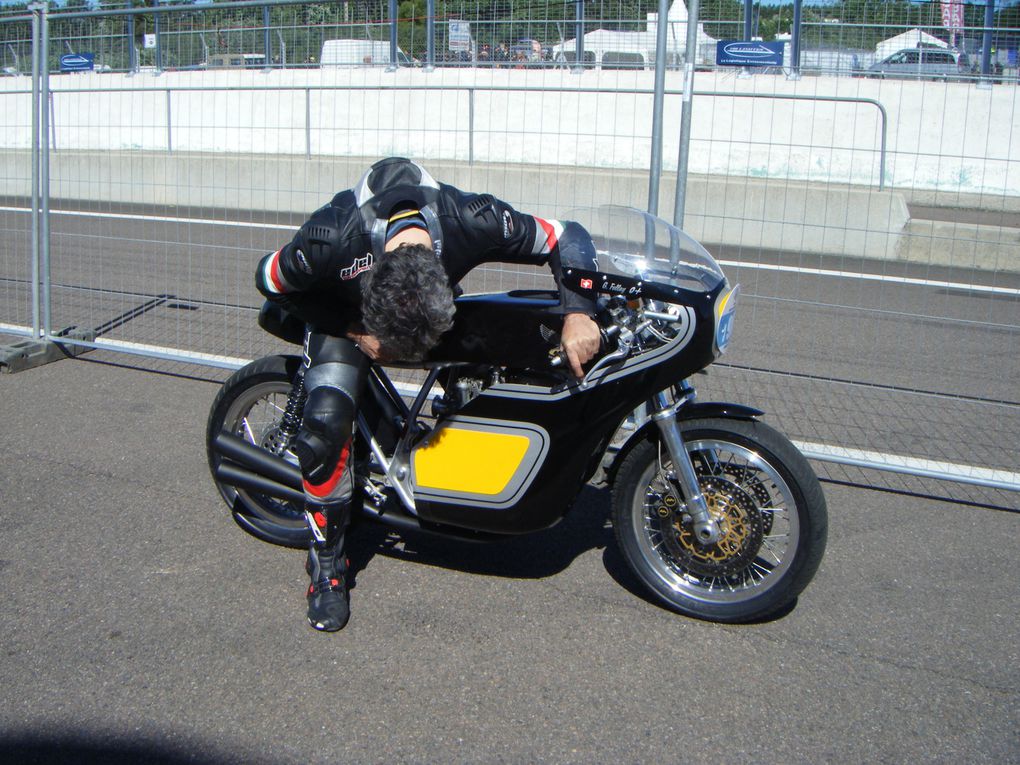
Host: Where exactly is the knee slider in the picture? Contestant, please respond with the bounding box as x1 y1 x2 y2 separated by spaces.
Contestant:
294 387 355 483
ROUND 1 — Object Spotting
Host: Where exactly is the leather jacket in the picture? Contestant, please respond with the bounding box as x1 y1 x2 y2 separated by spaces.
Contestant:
256 157 597 336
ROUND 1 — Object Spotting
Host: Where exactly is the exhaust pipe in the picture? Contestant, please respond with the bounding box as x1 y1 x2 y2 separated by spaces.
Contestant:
211 431 302 489
215 460 305 504
212 432 505 544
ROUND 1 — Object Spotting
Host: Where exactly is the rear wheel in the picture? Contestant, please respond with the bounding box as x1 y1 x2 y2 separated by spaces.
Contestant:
206 355 312 548
612 417 827 623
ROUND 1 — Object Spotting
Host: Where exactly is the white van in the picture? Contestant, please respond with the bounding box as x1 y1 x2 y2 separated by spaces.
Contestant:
320 39 414 68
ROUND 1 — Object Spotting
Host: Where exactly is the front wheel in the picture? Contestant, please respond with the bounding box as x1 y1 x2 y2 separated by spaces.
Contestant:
612 417 827 623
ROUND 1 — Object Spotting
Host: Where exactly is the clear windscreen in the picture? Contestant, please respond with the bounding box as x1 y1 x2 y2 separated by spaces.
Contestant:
565 206 727 294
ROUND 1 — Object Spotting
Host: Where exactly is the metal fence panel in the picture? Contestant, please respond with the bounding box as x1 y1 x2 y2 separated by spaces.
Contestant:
1 0 1018 505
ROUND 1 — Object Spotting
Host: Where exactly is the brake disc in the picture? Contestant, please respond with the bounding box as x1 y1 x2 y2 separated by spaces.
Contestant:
654 476 766 579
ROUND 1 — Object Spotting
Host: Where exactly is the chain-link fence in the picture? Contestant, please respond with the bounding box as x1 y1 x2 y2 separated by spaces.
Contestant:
3 0 1019 75
1 0 1018 506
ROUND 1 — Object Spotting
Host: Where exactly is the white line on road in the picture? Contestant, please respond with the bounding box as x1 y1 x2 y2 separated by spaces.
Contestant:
4 206 1018 297
719 259 1020 298
0 206 296 232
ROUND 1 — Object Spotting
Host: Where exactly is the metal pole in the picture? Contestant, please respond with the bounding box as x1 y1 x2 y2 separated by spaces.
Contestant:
276 29 286 68
673 0 701 228
980 0 994 77
29 3 42 338
468 88 475 164
40 2 51 337
788 0 802 80
153 0 162 72
647 0 670 216
127 1 137 73
166 89 172 152
305 88 311 158
740 0 753 78
573 0 585 72
49 88 56 153
425 0 435 71
388 0 398 71
263 5 271 68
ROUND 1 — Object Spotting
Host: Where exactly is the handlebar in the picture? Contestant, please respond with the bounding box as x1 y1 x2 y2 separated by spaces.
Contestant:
548 324 620 370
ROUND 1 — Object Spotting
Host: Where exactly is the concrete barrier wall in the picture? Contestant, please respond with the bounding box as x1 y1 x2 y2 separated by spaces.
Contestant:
1 67 1016 268
1 66 1017 196
0 149 913 262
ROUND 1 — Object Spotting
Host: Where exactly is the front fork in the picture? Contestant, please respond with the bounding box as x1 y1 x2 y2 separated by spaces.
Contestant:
649 384 722 546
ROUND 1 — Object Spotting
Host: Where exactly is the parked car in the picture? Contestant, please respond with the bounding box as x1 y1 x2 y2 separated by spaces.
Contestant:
866 47 965 80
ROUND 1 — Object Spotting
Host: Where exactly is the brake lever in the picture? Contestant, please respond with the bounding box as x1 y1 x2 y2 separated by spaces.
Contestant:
577 326 634 389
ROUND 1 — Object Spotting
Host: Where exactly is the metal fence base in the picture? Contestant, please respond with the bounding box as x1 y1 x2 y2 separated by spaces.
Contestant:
0 328 96 374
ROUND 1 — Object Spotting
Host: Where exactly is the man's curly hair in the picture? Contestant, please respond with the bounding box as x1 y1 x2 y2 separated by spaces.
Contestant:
360 243 456 361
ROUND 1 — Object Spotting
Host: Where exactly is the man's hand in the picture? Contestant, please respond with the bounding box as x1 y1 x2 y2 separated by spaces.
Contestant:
346 329 388 362
561 312 601 378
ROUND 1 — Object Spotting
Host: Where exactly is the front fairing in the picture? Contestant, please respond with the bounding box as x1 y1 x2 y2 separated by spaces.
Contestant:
579 205 727 294
567 205 738 358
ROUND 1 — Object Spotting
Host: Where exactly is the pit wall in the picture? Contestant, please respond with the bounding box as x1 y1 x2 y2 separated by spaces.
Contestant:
0 66 1017 268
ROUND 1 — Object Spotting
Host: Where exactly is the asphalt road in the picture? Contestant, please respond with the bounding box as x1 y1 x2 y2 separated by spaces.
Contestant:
1 349 1018 763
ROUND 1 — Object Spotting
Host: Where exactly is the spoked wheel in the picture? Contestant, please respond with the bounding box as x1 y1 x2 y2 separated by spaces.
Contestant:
206 355 312 548
612 417 827 623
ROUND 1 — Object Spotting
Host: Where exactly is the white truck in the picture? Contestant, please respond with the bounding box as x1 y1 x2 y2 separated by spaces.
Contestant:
319 39 415 68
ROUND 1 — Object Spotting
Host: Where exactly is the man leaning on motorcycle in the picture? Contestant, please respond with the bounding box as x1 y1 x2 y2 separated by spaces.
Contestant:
255 157 601 632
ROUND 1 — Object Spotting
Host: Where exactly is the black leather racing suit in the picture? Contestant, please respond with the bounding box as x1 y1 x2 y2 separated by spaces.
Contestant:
254 158 597 619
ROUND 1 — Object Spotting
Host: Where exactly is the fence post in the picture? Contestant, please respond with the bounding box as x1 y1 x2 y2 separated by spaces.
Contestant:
468 88 474 165
647 0 669 216
980 0 994 77
788 0 803 81
127 0 137 73
263 5 271 69
40 0 51 336
154 0 162 72
425 0 436 71
305 88 311 158
387 0 398 72
672 0 701 229
166 89 172 152
29 2 42 338
572 0 585 73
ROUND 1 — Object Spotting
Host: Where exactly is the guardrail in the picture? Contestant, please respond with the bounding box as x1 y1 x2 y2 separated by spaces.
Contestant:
0 82 888 191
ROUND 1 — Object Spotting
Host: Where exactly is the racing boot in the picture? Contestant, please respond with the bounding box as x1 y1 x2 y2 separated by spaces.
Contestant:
305 500 351 632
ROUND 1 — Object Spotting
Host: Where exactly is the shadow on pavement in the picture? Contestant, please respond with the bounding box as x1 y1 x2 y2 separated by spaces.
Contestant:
347 485 614 584
0 733 272 765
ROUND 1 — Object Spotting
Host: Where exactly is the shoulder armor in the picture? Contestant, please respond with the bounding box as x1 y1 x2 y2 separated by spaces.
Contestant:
297 207 342 262
460 194 502 237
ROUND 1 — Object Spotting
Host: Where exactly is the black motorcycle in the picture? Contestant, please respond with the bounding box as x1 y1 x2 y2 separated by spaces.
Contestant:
207 206 827 623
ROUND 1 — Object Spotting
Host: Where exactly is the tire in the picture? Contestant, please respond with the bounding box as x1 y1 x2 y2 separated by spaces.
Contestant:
611 417 828 623
206 355 312 548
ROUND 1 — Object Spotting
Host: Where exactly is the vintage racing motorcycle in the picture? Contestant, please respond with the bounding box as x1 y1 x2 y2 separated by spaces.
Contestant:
206 206 827 623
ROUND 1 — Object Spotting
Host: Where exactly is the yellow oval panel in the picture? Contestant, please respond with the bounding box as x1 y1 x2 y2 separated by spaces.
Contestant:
413 427 531 495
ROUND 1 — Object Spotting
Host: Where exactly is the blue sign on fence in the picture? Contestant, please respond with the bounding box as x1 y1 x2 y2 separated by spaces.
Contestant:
60 53 95 72
716 41 784 67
